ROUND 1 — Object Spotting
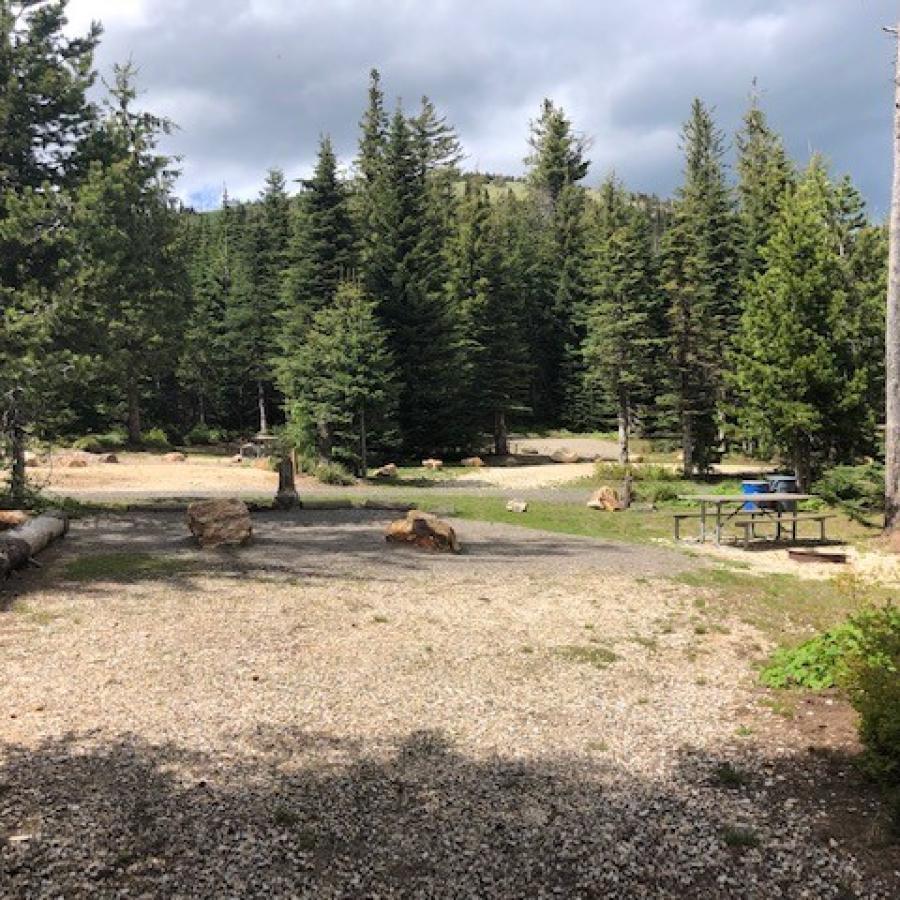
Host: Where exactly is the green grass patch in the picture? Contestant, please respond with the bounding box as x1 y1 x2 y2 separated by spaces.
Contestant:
553 644 619 669
61 552 197 582
670 569 892 647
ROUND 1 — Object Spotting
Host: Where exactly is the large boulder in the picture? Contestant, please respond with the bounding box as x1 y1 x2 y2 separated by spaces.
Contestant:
551 448 581 464
461 456 485 468
163 452 187 463
187 499 252 548
385 510 460 553
374 463 399 478
587 486 623 512
56 453 89 468
422 458 444 470
97 453 118 464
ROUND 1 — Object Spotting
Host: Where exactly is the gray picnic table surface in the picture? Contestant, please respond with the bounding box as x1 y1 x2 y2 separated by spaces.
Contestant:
676 493 813 544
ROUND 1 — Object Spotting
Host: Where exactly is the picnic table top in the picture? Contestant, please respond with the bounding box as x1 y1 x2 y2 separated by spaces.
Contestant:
677 493 813 504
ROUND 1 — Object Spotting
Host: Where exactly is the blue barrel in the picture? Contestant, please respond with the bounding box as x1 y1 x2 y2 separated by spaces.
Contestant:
741 480 771 511
767 475 798 511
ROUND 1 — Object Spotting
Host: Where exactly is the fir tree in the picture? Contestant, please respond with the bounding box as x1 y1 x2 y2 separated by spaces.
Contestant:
448 182 531 454
732 160 862 488
281 136 355 336
525 98 590 207
736 90 794 280
68 63 187 444
582 176 659 463
287 281 395 474
661 99 739 473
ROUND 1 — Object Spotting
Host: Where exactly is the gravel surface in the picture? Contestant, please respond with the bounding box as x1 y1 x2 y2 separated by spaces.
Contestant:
1 512 896 898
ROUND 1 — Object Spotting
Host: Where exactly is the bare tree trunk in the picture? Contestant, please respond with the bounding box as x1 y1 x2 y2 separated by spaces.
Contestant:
198 393 207 427
681 413 694 478
9 418 26 507
887 22 900 531
316 421 332 464
359 404 367 478
617 388 630 465
493 410 509 457
792 431 811 493
126 380 141 445
257 381 268 436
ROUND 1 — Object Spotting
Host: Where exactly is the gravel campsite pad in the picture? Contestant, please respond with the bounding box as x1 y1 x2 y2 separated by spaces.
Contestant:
1 511 897 897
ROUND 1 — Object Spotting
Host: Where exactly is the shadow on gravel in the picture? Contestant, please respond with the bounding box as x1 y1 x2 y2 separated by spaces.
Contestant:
0 729 896 898
3 509 688 603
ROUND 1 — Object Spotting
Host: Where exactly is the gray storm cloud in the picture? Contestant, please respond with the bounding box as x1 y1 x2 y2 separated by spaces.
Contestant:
66 0 898 213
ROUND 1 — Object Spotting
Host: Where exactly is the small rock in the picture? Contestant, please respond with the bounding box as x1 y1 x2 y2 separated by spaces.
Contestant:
550 448 581 464
587 486 623 511
461 456 485 468
163 452 187 463
97 453 118 464
373 463 399 478
506 500 528 513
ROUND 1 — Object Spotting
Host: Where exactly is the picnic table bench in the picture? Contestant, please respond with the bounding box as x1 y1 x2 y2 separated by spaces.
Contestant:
673 493 826 546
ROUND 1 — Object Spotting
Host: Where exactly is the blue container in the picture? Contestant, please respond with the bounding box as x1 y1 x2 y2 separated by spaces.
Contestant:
767 475 798 511
741 480 771 511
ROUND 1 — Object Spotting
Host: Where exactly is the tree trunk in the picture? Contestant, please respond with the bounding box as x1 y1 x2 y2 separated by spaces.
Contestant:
198 393 206 427
126 380 141 445
359 404 368 479
316 421 332 464
9 422 26 507
493 409 509 457
0 512 68 579
792 431 811 493
681 413 694 478
257 381 268 436
887 22 900 531
617 388 630 466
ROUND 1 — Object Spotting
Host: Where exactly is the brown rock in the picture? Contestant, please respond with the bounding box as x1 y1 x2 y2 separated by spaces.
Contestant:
163 452 187 463
551 448 581 464
97 453 118 464
187 499 252 548
587 486 622 512
461 456 485 468
0 510 29 531
374 463 399 478
385 510 460 553
56 454 89 468
422 458 444 470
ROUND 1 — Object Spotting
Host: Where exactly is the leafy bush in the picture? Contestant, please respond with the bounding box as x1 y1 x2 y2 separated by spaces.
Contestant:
640 482 680 504
313 462 356 485
141 427 172 451
814 464 884 519
185 424 224 446
594 462 678 482
843 604 900 787
73 430 128 453
761 623 860 690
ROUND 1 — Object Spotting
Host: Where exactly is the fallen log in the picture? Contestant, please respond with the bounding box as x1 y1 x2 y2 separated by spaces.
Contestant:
0 511 69 579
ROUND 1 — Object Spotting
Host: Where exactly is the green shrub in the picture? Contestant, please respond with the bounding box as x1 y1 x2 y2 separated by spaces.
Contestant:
314 462 356 485
141 427 172 451
843 604 900 786
641 482 680 504
761 623 860 690
73 430 128 453
594 462 678 482
814 464 884 519
185 424 225 446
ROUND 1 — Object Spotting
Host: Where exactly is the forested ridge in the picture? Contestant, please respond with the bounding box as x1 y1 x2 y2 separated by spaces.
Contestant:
0 1 888 495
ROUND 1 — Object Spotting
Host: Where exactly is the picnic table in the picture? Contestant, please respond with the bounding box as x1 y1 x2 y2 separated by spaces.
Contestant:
672 493 831 546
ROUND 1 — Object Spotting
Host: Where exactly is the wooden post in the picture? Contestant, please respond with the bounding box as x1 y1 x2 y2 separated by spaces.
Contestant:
887 23 900 531
274 456 298 509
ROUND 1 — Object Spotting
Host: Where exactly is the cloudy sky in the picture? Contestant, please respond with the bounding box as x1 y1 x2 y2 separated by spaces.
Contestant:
64 0 898 214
